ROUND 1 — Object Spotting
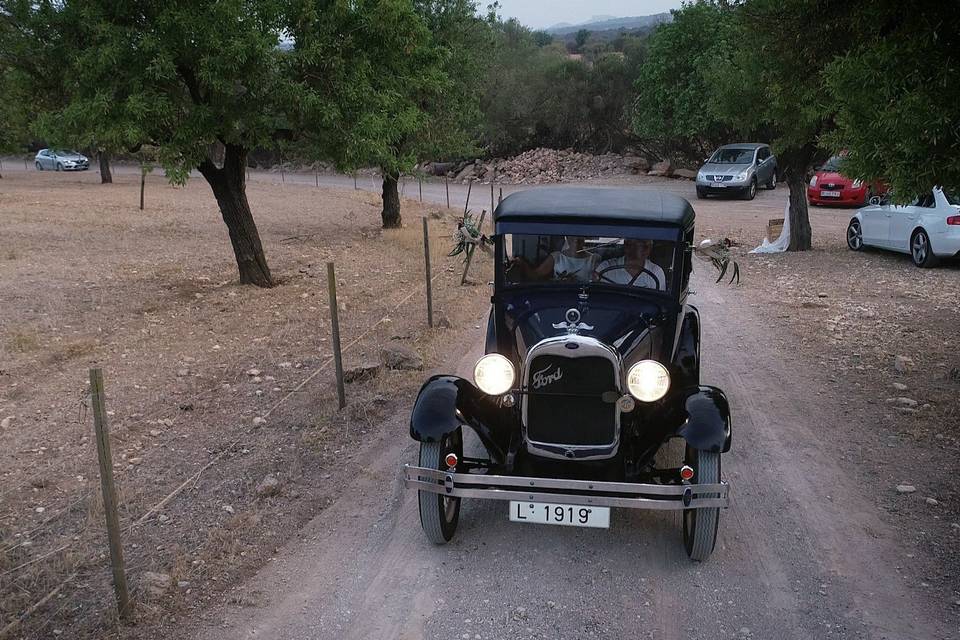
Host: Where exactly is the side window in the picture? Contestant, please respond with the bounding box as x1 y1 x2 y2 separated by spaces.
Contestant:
757 148 769 162
920 193 935 208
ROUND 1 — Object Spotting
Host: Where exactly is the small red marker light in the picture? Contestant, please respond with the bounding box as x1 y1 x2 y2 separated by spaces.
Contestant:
680 465 695 481
444 453 458 468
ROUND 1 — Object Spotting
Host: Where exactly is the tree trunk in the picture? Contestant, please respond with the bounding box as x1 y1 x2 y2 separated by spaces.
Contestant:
198 144 273 287
99 152 113 184
381 171 402 228
786 172 812 251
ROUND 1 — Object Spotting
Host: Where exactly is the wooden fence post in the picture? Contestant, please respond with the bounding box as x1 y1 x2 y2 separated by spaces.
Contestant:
419 175 423 203
89 368 131 621
315 167 319 187
353 172 357 190
490 181 494 215
445 176 450 208
422 218 433 328
139 168 145 211
326 263 346 410
280 152 285 184
463 179 473 216
24 158 28 170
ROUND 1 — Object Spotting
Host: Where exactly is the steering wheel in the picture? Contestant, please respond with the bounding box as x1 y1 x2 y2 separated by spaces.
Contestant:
595 264 662 290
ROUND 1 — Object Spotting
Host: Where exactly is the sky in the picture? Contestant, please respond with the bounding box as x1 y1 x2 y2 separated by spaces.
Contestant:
491 0 686 29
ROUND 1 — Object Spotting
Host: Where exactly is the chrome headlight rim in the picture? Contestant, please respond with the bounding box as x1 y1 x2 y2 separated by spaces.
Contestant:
473 353 515 396
626 360 671 403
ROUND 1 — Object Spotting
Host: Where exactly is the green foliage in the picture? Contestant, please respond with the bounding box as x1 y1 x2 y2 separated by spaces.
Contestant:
631 2 738 161
823 2 960 198
574 29 590 51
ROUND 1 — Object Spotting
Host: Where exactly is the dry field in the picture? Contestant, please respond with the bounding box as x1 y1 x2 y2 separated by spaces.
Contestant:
0 169 491 638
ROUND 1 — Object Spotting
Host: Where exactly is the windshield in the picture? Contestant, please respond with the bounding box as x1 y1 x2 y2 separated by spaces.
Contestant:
52 149 80 156
502 233 674 292
821 155 845 172
709 148 754 164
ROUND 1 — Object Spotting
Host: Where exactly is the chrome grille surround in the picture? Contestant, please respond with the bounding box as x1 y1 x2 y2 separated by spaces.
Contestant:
521 335 623 461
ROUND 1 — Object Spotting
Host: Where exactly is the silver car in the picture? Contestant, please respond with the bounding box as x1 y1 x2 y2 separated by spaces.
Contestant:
34 148 90 171
696 143 777 200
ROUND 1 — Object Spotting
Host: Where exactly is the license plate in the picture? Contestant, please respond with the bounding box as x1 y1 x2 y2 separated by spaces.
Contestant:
509 501 610 529
821 190 841 197
711 182 725 188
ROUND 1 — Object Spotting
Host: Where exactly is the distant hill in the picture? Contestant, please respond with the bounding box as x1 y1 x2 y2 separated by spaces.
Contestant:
545 13 672 36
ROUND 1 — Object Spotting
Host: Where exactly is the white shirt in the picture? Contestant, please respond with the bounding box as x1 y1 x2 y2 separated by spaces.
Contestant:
595 257 666 290
552 251 595 282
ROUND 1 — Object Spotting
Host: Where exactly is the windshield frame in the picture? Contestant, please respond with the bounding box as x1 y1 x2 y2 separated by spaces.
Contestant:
494 221 682 298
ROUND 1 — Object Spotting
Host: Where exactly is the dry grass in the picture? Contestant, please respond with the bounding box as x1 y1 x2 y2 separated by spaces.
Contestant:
0 169 490 638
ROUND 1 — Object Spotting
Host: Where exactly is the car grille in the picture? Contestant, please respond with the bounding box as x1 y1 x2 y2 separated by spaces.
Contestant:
524 353 618 447
708 175 734 182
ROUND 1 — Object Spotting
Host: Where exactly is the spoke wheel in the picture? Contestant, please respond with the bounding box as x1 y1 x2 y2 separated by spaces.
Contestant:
743 179 757 200
911 229 938 268
417 428 463 544
682 446 721 561
846 220 863 251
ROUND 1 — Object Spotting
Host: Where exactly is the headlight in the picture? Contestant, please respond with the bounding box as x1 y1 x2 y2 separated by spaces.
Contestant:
473 354 515 395
736 170 748 180
852 179 863 188
697 171 706 181
809 176 818 187
626 360 670 402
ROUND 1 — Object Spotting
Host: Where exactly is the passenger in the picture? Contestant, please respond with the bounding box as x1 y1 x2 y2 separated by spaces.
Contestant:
509 236 595 282
594 239 666 290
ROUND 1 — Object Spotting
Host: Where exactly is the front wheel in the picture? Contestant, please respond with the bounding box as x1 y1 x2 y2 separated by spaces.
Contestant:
911 229 938 268
682 446 720 561
742 179 757 200
35 161 43 171
417 428 462 544
766 172 777 190
696 186 707 199
846 219 864 251
55 163 63 171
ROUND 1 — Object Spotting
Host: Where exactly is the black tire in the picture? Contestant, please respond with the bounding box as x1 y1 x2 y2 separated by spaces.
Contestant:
696 186 707 199
846 219 864 251
35 161 43 171
742 178 757 200
682 446 721 561
910 229 939 268
417 428 462 544
55 163 63 171
766 171 777 190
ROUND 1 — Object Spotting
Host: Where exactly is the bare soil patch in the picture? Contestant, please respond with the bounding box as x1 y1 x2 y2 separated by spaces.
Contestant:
0 169 491 638
693 190 960 607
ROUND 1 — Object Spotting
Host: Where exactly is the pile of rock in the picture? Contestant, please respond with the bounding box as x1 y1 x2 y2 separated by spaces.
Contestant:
420 149 698 185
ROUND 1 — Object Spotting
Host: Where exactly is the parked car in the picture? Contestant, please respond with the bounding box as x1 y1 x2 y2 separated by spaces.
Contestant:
403 187 732 561
846 187 960 267
696 143 777 201
34 149 89 171
808 153 886 207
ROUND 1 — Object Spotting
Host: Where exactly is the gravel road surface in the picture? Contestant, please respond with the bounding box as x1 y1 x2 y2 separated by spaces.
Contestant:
187 265 951 640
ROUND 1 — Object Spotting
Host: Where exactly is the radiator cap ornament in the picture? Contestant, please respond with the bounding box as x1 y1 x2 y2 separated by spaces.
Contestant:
552 308 593 334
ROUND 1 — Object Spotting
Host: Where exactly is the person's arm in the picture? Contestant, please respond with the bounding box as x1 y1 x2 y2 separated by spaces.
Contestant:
528 253 556 280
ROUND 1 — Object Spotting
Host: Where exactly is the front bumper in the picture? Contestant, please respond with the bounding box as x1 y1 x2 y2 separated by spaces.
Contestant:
696 178 750 194
404 465 729 511
807 186 867 206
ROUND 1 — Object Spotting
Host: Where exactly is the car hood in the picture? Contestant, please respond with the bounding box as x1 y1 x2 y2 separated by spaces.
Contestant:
498 289 675 363
700 162 751 175
814 171 852 186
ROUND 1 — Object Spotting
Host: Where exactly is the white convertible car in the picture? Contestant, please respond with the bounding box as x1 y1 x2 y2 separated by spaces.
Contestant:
846 187 960 267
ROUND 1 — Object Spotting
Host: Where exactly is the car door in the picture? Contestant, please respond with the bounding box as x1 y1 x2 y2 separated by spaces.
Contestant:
756 147 772 183
44 150 55 169
887 193 931 252
859 203 887 247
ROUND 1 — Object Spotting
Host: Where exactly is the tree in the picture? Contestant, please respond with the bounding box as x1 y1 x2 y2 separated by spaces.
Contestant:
574 29 590 52
631 3 741 162
823 2 960 199
711 0 854 251
298 0 485 228
532 30 553 47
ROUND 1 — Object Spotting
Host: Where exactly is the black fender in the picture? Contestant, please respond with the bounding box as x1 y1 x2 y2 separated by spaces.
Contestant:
676 385 731 453
409 375 513 464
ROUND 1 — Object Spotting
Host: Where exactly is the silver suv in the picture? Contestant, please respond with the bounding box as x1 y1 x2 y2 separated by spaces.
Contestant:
696 143 777 200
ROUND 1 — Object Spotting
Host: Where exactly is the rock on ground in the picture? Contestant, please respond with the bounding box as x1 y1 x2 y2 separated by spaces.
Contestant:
343 361 381 383
141 571 172 599
256 475 280 498
380 345 423 371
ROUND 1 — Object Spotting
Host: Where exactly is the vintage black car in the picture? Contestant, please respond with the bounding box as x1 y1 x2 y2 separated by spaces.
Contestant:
403 187 732 560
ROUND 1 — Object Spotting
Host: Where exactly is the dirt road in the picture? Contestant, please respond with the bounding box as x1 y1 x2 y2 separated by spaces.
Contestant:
186 265 951 640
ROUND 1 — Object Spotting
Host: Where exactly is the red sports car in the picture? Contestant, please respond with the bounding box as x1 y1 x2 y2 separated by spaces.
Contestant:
807 154 886 207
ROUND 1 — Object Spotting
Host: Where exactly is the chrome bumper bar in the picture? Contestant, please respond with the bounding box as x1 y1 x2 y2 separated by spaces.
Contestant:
403 465 729 510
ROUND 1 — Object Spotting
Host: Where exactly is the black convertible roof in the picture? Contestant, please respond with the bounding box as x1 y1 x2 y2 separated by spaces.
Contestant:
493 187 695 227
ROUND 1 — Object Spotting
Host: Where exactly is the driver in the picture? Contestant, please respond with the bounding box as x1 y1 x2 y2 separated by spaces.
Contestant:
594 238 666 290
509 236 595 282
